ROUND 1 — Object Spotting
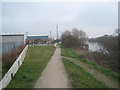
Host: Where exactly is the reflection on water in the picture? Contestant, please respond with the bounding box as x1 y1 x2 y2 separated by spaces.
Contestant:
88 42 109 54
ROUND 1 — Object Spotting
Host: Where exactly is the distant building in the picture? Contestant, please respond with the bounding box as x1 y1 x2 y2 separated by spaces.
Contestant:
27 35 49 44
0 33 25 54
27 35 48 40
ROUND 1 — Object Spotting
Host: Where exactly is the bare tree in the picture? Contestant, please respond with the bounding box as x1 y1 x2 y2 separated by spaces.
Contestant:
61 28 88 48
61 30 72 48
115 28 120 36
72 28 88 44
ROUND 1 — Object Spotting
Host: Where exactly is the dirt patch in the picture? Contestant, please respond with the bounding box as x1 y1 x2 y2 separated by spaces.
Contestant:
72 48 89 56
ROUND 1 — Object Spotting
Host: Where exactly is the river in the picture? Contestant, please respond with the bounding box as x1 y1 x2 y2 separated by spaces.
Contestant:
88 42 109 54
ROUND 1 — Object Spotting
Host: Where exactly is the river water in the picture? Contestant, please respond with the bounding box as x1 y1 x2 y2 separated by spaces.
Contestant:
88 42 109 54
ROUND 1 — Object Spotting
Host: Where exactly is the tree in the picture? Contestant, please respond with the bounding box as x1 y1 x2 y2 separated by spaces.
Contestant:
61 28 88 48
72 28 88 44
115 28 120 36
61 30 72 48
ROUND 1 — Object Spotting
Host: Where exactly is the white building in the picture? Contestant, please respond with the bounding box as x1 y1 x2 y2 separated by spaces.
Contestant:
0 33 25 54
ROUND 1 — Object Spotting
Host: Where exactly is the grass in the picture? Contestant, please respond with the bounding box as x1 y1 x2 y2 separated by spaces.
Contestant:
61 47 120 81
63 58 107 88
78 58 120 81
61 47 79 58
7 46 55 88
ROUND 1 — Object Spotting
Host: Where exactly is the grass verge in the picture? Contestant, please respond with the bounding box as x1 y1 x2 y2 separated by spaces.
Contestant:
61 47 120 81
63 58 107 88
7 46 55 88
78 57 120 81
61 47 79 58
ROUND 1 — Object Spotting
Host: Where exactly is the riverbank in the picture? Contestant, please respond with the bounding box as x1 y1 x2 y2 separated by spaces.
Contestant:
72 47 119 73
61 47 119 88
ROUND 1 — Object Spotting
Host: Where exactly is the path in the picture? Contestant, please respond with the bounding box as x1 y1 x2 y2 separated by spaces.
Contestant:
34 47 70 88
63 57 119 88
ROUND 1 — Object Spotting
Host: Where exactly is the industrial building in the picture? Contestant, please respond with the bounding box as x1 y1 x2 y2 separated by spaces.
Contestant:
0 33 25 54
27 35 48 40
27 35 49 44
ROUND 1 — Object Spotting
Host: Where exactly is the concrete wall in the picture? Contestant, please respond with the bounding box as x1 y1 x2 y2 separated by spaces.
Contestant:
29 43 54 47
0 45 28 89
0 36 2 80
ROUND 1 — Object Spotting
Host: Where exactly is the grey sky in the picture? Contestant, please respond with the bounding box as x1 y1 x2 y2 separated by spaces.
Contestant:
2 2 118 38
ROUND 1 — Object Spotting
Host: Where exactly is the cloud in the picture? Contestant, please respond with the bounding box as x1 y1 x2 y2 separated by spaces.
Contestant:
2 2 118 38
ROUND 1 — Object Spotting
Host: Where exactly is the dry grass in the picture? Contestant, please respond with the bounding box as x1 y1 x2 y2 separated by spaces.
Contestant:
2 44 25 76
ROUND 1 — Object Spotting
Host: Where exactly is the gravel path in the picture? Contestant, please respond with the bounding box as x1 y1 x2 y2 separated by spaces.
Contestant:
34 47 70 88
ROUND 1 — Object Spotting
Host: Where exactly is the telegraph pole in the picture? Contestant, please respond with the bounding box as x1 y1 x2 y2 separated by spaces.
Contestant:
26 32 28 45
26 32 28 38
50 31 51 38
56 24 59 40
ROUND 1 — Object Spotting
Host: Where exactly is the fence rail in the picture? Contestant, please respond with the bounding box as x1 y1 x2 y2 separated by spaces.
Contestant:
0 45 28 89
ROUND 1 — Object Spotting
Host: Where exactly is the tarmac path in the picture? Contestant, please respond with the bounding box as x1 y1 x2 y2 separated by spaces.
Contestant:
34 47 70 88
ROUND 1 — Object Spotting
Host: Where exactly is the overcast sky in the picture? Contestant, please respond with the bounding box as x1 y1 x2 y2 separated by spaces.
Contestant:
2 1 118 38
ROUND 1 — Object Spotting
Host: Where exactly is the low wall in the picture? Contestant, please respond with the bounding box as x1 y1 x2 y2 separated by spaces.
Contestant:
29 43 54 46
0 45 28 89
